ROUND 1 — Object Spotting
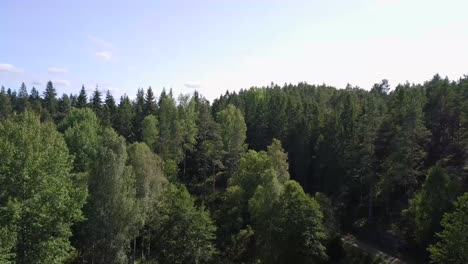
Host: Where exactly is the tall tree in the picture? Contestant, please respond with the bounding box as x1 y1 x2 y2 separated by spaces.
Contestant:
376 84 429 214
133 88 145 141
76 85 88 108
16 82 30 112
0 112 86 263
217 104 247 181
81 128 138 264
126 143 166 259
29 86 41 112
60 108 101 172
144 86 157 116
267 138 290 183
178 94 198 180
185 94 223 194
90 87 103 119
428 193 468 264
157 90 182 162
141 115 159 151
150 184 217 264
0 87 13 119
115 95 135 141
250 181 327 264
403 166 455 245
43 81 58 115
101 90 117 128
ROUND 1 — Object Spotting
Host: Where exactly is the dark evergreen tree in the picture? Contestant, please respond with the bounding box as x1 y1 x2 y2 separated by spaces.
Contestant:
43 80 58 115
76 85 88 108
144 86 157 116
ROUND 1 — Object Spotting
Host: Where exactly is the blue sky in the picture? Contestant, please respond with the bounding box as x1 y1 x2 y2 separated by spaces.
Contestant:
1 0 467 101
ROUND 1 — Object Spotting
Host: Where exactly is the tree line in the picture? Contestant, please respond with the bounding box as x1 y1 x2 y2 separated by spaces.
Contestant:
0 74 467 263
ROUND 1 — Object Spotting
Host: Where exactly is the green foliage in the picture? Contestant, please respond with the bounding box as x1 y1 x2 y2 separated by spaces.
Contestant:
185 94 223 194
115 95 135 140
251 181 327 264
157 91 182 162
151 184 217 264
0 112 86 263
273 181 327 263
144 86 157 116
141 115 159 151
1 74 468 263
127 142 166 219
60 108 101 172
0 88 13 119
315 192 340 240
428 193 468 264
376 84 430 212
403 166 454 244
177 95 198 179
76 85 88 108
229 150 274 201
214 186 245 246
81 128 138 264
43 81 58 115
217 104 247 178
127 143 167 260
267 138 290 183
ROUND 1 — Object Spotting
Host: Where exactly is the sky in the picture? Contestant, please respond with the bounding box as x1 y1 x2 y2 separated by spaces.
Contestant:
1 0 468 101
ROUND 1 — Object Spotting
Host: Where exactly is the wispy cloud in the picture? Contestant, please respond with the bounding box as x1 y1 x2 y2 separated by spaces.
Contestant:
31 80 42 86
88 35 115 50
184 82 202 89
88 35 116 62
95 51 112 61
0 63 22 73
52 80 71 86
48 67 68 74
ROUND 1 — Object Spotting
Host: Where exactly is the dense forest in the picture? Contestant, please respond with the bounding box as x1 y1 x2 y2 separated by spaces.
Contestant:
0 74 468 263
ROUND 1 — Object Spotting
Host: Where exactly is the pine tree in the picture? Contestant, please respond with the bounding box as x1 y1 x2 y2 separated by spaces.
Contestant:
0 87 13 119
133 88 145 141
90 86 102 113
29 86 42 112
17 82 30 112
76 85 88 108
403 166 455 245
115 95 135 141
144 86 157 116
43 80 58 115
101 90 117 128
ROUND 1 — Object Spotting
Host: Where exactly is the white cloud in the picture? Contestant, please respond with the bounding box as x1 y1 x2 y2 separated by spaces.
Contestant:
184 82 202 89
31 81 42 86
48 67 68 74
52 80 71 86
88 35 115 50
95 51 112 61
0 63 22 73
89 35 116 61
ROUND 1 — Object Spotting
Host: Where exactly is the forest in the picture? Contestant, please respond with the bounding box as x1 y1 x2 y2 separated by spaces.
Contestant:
0 74 467 264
